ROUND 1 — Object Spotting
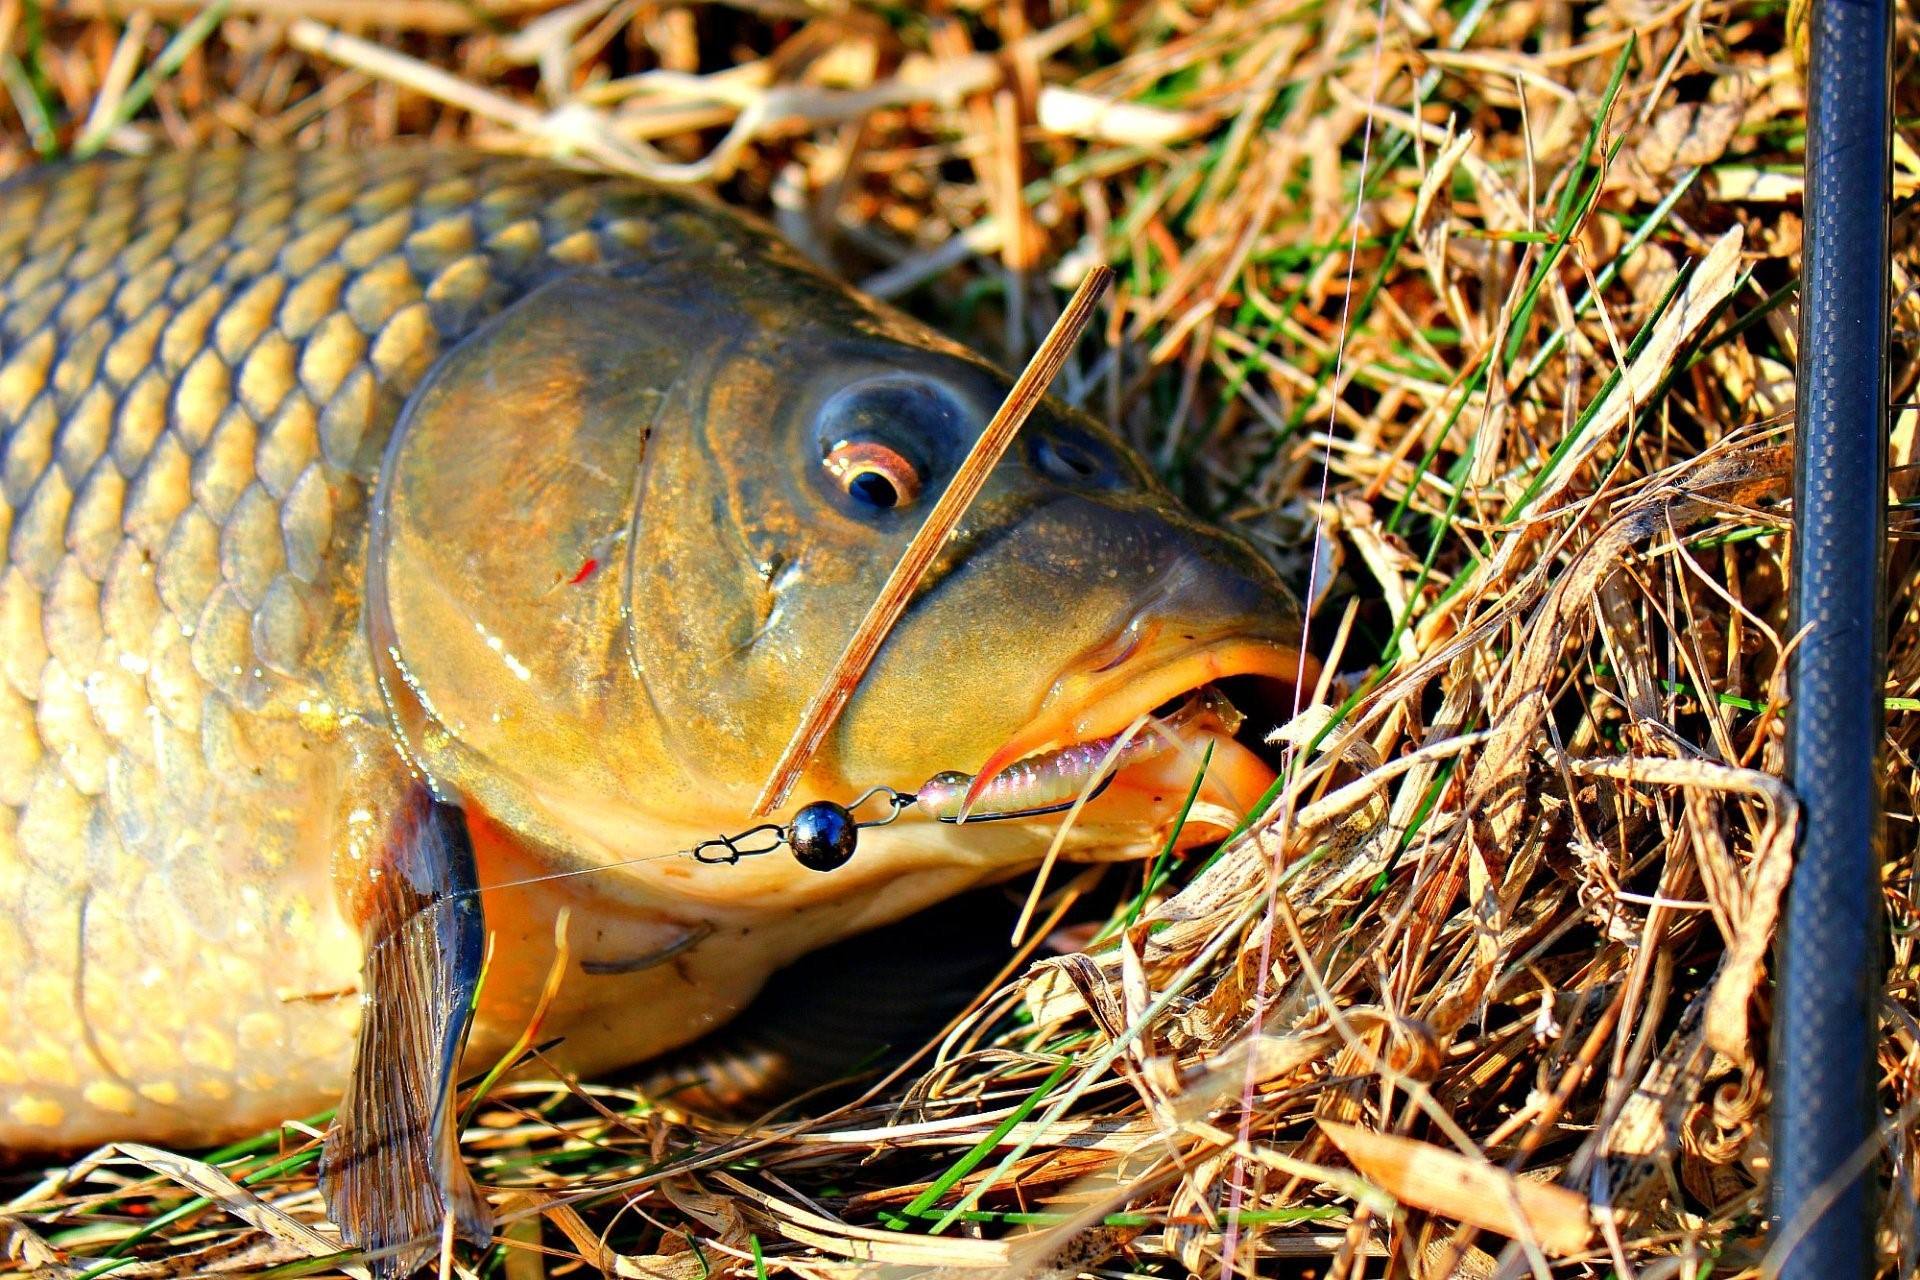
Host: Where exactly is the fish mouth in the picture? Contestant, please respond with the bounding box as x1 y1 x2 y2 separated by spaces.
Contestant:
951 628 1319 839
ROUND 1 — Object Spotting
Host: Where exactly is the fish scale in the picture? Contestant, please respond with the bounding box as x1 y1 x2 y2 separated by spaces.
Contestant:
0 149 693 1142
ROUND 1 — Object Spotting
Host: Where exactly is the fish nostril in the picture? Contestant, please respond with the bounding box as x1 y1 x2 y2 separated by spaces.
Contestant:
1035 436 1104 485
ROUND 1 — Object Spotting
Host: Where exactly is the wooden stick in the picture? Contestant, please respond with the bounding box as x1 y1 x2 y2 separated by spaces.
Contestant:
752 265 1114 816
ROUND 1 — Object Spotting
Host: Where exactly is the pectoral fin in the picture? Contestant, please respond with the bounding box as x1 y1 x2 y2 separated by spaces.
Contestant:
322 787 491 1277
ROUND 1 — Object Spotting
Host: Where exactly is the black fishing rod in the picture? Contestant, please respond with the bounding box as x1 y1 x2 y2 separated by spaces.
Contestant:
1773 0 1894 1273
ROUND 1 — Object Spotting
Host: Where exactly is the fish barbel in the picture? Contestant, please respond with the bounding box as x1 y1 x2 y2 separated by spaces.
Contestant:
0 149 1308 1266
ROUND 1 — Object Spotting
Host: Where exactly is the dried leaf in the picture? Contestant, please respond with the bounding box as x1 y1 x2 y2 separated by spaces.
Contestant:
1318 1121 1594 1256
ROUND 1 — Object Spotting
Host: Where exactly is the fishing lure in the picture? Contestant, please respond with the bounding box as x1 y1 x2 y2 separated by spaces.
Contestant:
701 692 1236 873
695 774 1118 875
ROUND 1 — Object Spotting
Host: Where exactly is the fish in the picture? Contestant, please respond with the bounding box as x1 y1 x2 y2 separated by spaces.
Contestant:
0 148 1309 1269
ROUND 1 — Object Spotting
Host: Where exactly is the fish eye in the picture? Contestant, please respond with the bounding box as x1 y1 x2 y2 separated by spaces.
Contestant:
824 439 923 510
811 373 968 516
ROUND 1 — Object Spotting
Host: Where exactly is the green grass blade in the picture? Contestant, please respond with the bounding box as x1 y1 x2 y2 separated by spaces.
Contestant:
900 1058 1074 1230
74 1 232 158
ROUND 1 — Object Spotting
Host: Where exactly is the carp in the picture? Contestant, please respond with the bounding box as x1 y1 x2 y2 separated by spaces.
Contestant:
0 149 1307 1269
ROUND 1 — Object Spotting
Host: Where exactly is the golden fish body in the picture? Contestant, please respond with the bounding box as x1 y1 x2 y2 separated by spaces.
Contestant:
0 149 1306 1153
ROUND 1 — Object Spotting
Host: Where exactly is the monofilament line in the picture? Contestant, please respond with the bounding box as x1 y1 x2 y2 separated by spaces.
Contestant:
752 265 1115 817
1218 1 1393 1273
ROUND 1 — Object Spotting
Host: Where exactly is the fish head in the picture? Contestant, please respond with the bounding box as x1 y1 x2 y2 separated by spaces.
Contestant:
370 243 1312 909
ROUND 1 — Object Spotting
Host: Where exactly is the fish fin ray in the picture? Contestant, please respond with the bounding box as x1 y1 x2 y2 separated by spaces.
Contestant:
322 787 491 1277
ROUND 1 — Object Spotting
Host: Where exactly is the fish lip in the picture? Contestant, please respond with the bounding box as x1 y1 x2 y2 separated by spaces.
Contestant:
960 630 1319 815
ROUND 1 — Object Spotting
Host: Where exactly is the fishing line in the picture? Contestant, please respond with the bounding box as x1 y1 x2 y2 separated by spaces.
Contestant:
1219 0 1395 1270
449 775 1122 901
439 692 1227 899
453 784 910 900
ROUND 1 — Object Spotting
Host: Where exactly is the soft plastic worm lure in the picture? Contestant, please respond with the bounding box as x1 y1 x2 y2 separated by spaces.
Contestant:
726 692 1229 873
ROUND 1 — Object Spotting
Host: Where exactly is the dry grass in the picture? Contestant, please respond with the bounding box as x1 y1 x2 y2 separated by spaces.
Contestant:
4 0 1920 1276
